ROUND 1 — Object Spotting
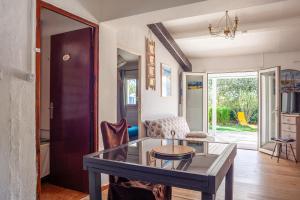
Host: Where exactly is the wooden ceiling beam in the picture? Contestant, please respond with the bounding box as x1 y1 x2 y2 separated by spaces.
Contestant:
147 23 192 72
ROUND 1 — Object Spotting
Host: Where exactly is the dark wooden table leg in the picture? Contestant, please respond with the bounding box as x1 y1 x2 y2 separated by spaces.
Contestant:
88 170 102 200
225 163 234 200
202 193 215 200
290 144 298 163
271 143 277 159
277 143 282 163
286 143 288 159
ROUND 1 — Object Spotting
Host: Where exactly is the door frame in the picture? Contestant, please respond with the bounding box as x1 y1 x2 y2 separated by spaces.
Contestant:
35 1 99 199
182 72 208 133
258 66 281 154
117 46 143 138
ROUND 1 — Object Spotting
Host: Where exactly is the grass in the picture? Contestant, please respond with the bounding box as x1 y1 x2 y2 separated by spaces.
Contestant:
209 124 257 132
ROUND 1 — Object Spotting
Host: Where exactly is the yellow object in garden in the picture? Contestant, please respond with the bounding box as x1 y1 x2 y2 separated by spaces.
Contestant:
237 112 248 126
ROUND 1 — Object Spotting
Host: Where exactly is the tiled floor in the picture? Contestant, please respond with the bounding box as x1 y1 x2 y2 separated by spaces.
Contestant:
213 131 257 150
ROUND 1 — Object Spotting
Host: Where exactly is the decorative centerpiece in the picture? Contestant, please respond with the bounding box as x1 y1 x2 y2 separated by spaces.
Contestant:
151 130 195 160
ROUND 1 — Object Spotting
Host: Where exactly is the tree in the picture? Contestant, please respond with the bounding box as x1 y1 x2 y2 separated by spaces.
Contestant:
209 77 258 124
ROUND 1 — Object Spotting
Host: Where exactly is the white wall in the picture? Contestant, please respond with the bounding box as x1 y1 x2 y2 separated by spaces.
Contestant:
116 25 181 124
0 1 183 198
98 23 118 143
0 0 36 199
99 23 181 139
0 0 100 199
191 51 300 73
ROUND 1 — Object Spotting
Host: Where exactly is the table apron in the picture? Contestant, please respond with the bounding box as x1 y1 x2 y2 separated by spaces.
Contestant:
85 163 212 193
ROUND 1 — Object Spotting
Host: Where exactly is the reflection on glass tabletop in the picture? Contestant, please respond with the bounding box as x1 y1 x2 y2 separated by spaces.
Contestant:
93 138 234 175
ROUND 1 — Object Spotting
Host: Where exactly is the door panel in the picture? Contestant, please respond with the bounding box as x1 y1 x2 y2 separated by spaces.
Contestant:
50 28 93 192
182 73 208 132
258 67 281 154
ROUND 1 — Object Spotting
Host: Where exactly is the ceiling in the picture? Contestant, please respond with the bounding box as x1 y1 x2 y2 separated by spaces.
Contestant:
163 0 300 58
118 49 139 62
117 48 139 68
41 9 88 37
80 0 205 22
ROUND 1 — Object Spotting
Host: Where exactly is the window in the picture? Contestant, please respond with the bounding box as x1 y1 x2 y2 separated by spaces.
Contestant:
127 79 137 105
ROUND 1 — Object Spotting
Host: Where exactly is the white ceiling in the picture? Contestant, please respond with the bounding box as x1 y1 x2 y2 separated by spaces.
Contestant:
105 0 281 28
118 48 139 62
163 0 300 58
41 9 88 37
80 0 205 22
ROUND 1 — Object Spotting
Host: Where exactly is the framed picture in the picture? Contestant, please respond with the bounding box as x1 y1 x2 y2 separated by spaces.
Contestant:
146 38 156 90
161 63 172 97
187 81 203 90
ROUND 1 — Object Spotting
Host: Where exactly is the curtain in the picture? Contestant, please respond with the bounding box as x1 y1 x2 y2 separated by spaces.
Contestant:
117 69 127 121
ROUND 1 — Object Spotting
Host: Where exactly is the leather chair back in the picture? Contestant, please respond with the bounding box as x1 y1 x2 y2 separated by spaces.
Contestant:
101 119 129 149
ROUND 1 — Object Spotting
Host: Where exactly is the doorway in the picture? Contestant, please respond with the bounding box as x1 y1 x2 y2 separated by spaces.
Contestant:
36 1 99 199
258 67 281 154
208 72 258 150
117 48 141 141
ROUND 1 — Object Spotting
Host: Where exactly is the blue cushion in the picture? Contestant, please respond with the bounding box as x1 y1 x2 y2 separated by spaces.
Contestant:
128 126 138 138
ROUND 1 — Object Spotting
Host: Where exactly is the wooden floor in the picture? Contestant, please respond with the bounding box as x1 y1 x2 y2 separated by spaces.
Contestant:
42 150 300 200
41 183 88 200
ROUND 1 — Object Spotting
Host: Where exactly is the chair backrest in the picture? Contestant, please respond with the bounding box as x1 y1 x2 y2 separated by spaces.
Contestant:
101 119 129 149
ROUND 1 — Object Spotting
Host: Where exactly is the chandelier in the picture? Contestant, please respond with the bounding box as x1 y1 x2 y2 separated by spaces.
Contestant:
208 10 239 39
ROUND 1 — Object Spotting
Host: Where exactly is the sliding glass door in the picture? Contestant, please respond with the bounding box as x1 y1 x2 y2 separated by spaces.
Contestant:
182 73 207 132
258 67 281 154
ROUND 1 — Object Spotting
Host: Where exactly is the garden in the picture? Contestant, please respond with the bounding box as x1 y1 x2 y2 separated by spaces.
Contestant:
208 77 258 133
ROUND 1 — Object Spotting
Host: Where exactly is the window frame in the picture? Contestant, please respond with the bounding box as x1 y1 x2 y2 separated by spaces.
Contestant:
126 78 137 106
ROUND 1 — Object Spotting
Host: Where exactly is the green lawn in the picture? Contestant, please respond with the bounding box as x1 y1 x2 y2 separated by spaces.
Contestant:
209 124 257 132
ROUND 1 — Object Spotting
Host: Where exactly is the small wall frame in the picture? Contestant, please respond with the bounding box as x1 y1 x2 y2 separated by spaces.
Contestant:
146 38 156 90
161 63 172 97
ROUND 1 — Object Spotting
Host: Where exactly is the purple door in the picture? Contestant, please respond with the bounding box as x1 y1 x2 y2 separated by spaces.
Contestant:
50 28 93 193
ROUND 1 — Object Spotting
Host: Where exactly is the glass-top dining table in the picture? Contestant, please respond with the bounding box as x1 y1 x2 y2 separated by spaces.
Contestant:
83 138 237 200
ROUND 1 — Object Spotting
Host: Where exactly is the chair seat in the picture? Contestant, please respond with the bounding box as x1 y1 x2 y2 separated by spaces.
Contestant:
109 180 170 200
271 137 296 143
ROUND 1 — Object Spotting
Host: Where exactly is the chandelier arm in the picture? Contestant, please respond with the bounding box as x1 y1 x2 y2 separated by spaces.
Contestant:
208 10 238 39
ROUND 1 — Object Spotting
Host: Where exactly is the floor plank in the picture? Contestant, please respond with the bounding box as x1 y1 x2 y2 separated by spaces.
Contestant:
42 150 300 200
41 183 88 200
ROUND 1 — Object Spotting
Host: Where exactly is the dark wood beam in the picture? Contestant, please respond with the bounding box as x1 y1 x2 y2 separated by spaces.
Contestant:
147 23 192 72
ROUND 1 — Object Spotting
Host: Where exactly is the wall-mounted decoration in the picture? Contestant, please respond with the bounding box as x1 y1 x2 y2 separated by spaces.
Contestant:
146 38 156 90
187 81 203 90
161 63 172 97
281 69 300 92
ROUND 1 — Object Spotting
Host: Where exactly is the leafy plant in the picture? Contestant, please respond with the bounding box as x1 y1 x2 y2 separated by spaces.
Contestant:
208 77 258 125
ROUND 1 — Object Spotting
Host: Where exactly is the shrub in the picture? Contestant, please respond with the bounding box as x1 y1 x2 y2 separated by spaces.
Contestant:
209 107 232 125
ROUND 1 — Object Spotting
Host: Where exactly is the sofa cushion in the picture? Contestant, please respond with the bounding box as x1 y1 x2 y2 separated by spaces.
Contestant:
186 132 208 138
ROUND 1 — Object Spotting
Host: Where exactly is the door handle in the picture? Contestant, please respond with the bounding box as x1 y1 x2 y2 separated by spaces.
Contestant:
49 102 54 119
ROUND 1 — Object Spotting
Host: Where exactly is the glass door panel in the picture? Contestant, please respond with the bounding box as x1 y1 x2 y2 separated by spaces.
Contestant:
259 67 280 154
182 73 207 132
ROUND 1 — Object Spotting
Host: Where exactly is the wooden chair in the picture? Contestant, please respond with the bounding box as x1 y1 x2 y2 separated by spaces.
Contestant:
101 119 172 200
271 137 297 163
